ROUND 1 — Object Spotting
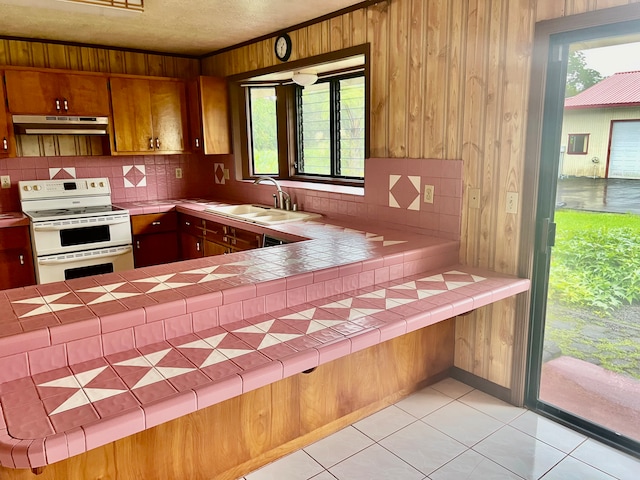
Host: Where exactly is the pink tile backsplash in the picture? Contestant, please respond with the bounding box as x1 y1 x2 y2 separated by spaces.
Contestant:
0 153 221 213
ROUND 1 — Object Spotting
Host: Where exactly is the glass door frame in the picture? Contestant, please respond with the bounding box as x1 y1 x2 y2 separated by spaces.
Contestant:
524 16 640 458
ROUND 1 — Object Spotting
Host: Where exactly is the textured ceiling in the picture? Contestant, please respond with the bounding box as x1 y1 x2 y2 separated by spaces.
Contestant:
0 0 364 56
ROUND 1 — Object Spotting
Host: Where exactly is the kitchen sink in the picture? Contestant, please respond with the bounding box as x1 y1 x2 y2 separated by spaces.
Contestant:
204 204 321 225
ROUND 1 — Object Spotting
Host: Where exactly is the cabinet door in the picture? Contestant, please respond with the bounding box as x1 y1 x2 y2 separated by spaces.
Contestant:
4 70 109 116
186 79 203 153
0 249 35 290
0 227 35 289
110 77 154 153
200 76 231 155
179 232 204 260
150 80 187 153
0 80 13 156
134 232 179 268
204 239 229 256
65 74 110 116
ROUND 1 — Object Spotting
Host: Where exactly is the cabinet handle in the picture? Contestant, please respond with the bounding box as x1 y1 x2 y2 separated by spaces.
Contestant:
151 221 161 226
156 138 160 149
185 221 191 226
136 240 140 249
55 98 61 111
63 98 69 111
149 138 154 150
196 241 200 252
19 254 24 265
2 137 7 151
195 138 200 148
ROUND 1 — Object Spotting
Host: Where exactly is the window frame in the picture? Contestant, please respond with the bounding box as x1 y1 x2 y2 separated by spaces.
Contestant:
229 45 370 187
294 71 366 180
567 133 590 154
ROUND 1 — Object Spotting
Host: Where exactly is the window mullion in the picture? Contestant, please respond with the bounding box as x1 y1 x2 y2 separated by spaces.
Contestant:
295 86 304 174
330 80 341 177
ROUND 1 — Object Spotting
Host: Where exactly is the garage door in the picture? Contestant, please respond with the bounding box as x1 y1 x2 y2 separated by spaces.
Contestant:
608 120 640 179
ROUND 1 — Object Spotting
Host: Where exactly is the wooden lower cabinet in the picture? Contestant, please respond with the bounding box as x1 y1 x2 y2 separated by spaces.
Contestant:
204 238 229 256
178 212 262 259
179 231 204 259
0 226 35 290
131 212 179 268
0 320 455 480
133 232 179 268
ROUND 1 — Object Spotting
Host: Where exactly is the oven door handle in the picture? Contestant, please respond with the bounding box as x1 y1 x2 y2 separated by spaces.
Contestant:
37 246 133 265
33 219 130 231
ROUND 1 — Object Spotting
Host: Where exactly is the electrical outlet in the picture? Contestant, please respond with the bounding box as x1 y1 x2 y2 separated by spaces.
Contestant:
423 184 434 204
0 175 10 189
175 168 183 179
469 188 480 209
506 191 519 214
224 168 230 180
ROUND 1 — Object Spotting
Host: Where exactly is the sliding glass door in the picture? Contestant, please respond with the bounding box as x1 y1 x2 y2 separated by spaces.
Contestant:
527 20 640 456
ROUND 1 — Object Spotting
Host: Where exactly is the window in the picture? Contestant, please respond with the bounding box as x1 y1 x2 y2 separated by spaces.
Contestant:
567 133 589 154
236 47 369 186
297 75 366 179
248 87 278 175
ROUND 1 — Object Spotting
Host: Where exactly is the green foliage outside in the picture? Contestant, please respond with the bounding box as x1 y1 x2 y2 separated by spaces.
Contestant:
565 51 605 97
549 210 640 314
546 209 640 379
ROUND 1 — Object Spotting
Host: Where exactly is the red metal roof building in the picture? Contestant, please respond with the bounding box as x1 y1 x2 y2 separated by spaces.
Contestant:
565 70 640 109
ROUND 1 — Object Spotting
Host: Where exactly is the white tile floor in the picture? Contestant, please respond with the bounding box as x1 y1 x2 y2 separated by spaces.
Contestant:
241 378 640 480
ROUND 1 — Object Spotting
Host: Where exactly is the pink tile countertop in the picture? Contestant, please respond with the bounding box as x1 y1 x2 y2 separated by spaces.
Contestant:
0 200 531 470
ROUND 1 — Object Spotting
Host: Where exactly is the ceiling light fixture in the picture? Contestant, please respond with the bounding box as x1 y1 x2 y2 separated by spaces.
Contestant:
292 71 318 87
58 0 144 12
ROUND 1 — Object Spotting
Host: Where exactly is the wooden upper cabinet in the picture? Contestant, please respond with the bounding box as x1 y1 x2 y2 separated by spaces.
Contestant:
187 76 231 155
110 76 187 154
0 77 13 156
4 70 109 116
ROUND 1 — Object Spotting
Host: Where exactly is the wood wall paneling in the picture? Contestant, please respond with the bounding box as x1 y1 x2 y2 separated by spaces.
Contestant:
0 39 198 77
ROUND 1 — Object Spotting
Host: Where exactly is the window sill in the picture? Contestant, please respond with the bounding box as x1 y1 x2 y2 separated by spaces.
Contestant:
241 179 364 197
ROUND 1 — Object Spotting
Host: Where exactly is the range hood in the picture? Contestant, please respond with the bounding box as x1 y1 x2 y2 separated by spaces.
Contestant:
12 115 109 135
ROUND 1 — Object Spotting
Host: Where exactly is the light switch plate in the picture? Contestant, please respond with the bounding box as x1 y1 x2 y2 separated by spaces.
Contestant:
1 175 10 189
175 168 183 179
224 168 230 180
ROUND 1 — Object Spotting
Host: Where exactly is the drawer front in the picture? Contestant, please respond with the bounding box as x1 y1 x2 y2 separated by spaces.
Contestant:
131 212 177 235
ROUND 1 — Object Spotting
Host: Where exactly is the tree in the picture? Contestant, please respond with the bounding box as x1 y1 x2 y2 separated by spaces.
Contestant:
566 51 605 97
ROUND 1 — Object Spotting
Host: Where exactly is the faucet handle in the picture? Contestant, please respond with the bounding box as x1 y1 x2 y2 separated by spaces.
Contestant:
272 193 278 209
284 196 291 211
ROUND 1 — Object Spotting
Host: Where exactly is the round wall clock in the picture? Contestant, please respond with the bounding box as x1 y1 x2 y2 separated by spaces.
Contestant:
275 33 292 62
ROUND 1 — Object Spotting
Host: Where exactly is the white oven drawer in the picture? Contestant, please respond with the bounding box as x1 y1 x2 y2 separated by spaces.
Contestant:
35 245 134 284
30 213 132 257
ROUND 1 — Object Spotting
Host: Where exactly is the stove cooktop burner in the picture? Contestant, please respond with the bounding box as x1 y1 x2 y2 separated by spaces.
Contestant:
26 205 126 220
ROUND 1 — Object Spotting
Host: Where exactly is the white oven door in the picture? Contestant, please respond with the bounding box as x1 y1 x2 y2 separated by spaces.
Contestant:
31 213 132 257
35 245 134 284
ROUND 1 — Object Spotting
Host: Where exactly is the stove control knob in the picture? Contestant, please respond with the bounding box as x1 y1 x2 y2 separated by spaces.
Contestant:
23 185 32 191
99 181 105 188
33 185 41 191
90 182 96 188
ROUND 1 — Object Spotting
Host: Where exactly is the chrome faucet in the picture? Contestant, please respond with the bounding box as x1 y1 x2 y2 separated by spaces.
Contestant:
253 176 291 210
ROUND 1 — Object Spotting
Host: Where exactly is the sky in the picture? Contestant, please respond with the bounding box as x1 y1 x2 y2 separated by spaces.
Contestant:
581 41 640 77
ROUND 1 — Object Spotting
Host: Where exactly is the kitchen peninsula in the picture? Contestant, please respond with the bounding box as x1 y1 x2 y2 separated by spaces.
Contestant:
0 200 530 480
